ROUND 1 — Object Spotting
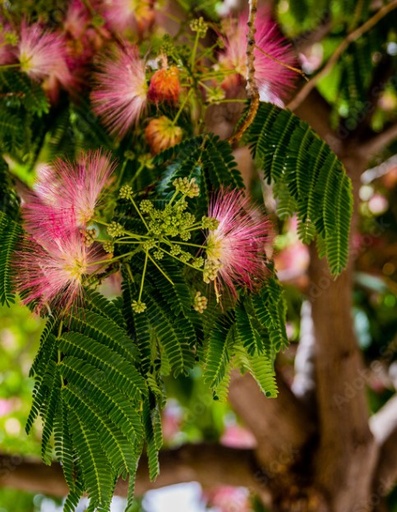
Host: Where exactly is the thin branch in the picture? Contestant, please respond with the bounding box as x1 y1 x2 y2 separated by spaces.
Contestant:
371 394 397 493
293 16 332 52
228 371 315 472
228 0 260 145
0 444 268 500
287 0 397 111
359 123 397 159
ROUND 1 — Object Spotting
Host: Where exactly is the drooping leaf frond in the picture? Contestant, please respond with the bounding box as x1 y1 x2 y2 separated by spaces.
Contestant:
246 102 353 274
0 212 22 306
204 311 235 388
26 297 151 509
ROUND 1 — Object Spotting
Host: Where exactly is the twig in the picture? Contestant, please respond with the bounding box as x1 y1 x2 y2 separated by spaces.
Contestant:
359 122 397 159
287 0 397 111
228 0 260 145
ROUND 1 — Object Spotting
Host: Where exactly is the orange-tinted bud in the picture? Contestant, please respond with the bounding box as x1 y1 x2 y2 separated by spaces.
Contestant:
148 66 181 103
145 116 183 154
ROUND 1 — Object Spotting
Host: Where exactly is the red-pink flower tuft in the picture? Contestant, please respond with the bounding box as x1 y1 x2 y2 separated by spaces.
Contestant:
16 233 107 314
22 150 115 240
90 43 148 138
17 150 115 314
219 10 297 104
204 189 271 298
17 22 72 88
99 0 155 36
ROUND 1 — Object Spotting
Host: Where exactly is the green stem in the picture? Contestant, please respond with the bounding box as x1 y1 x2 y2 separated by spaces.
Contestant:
57 320 64 386
161 247 204 272
129 196 150 231
131 161 146 185
138 250 149 302
91 218 149 240
172 89 192 126
0 63 20 70
116 158 128 188
190 31 200 68
91 249 142 266
147 253 174 284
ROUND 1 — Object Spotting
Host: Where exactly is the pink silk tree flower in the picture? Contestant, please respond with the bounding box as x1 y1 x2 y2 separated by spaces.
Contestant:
204 189 271 298
99 0 155 37
16 232 108 314
63 0 110 87
22 150 115 240
90 43 148 138
16 22 72 88
219 10 297 105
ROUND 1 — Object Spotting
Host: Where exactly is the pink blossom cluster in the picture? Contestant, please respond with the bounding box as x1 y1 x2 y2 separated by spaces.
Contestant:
16 151 115 314
204 189 272 299
219 9 297 104
1 1 297 151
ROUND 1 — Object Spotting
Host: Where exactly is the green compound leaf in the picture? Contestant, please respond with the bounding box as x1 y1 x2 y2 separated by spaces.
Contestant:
0 211 22 306
246 102 353 275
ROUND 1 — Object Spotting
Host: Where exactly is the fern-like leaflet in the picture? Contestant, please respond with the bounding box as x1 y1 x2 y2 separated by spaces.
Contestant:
246 102 353 275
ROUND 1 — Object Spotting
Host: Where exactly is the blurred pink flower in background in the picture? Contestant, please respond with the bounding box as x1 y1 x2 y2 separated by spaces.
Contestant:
99 0 155 36
63 0 110 85
220 423 256 449
22 150 115 240
219 9 297 104
205 486 251 512
0 399 16 417
17 22 72 88
91 43 148 138
274 217 310 282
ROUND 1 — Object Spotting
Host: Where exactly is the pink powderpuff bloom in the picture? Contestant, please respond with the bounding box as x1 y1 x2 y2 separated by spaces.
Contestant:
16 22 72 89
99 0 155 36
16 232 108 314
22 150 115 240
219 10 297 105
63 0 110 87
220 423 257 449
204 189 271 298
204 486 251 512
91 43 148 138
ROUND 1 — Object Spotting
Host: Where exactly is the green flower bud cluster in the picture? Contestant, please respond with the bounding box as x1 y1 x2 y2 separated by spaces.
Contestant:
131 300 147 313
203 259 221 284
146 201 196 238
103 240 115 253
193 291 208 313
190 17 208 37
119 185 133 200
173 177 200 198
107 221 125 237
201 216 219 230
